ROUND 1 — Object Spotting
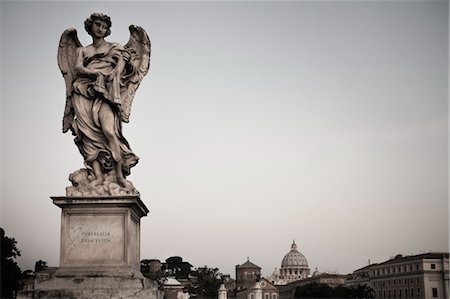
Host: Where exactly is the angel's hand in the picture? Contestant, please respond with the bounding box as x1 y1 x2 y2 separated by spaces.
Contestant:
122 50 131 62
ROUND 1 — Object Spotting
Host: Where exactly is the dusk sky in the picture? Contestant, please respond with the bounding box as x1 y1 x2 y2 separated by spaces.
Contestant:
0 1 448 278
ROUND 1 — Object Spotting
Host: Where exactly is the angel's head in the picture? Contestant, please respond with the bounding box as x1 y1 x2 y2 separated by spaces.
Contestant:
85 13 112 37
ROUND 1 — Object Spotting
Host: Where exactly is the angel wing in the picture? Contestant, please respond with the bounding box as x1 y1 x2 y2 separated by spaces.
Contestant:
121 25 151 123
57 28 82 133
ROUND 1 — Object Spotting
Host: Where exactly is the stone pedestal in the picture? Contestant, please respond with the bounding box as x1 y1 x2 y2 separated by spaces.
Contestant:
18 196 162 299
54 196 146 278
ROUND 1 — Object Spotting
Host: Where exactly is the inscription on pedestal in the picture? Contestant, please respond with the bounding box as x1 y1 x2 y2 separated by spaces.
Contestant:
66 214 125 262
81 231 111 243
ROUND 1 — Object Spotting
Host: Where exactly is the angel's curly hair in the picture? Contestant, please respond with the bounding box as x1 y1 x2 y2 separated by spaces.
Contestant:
84 13 112 37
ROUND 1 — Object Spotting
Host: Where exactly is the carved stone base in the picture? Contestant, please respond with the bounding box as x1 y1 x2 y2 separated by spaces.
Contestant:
18 268 162 299
17 196 160 299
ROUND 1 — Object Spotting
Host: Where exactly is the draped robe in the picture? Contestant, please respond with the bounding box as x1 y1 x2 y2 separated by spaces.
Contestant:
70 42 138 176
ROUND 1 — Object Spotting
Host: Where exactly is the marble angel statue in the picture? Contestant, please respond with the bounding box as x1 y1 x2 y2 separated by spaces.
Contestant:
57 13 150 196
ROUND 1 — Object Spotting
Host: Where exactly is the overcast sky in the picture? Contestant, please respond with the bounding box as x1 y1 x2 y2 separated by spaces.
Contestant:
0 1 448 278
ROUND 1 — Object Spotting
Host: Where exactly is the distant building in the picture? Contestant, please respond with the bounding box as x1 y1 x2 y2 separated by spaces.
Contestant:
163 277 188 299
269 241 310 285
346 252 449 299
236 279 279 299
235 258 279 299
268 268 287 286
236 258 262 291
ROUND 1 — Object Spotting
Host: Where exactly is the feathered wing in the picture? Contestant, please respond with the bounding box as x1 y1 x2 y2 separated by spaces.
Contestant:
57 28 82 133
121 25 151 123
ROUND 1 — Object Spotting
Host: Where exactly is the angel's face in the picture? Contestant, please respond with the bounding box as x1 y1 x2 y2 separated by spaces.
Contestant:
91 19 109 39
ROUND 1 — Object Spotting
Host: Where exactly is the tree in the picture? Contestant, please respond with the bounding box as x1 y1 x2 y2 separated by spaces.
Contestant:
1 227 22 298
188 266 222 298
34 260 48 272
294 282 333 298
352 284 375 298
294 282 375 298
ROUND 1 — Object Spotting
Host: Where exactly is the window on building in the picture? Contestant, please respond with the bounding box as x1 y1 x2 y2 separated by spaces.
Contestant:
388 280 390 286
432 288 438 298
409 265 413 271
404 289 407 298
388 290 391 298
417 287 420 297
398 289 401 298
403 266 406 272
431 264 436 269
383 290 386 299
246 272 253 280
410 288 413 298
410 278 413 284
250 293 255 299
399 279 401 285
393 280 396 285
404 279 407 284
416 278 419 284
393 289 396 298
415 264 419 270
271 293 277 299
265 293 269 299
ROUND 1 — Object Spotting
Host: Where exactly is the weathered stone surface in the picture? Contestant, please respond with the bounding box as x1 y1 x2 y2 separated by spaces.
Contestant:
52 196 148 276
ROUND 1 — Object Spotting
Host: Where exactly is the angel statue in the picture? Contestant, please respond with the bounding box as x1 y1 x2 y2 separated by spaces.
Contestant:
58 13 150 197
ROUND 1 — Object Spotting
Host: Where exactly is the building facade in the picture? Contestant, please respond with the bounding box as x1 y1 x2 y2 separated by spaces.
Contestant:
235 259 279 299
236 259 262 291
346 253 449 299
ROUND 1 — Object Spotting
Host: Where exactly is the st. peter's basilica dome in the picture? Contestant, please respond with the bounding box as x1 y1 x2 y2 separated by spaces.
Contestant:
281 240 309 267
279 240 310 282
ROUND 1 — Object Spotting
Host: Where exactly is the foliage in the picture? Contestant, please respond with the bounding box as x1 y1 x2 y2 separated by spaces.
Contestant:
187 266 222 298
1 227 22 299
34 260 48 272
294 282 333 298
294 282 374 298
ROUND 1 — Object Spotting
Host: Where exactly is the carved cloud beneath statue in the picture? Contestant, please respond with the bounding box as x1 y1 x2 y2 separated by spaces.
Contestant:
58 13 150 197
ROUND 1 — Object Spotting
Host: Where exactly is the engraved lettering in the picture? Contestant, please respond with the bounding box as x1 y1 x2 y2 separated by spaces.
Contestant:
80 231 111 243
